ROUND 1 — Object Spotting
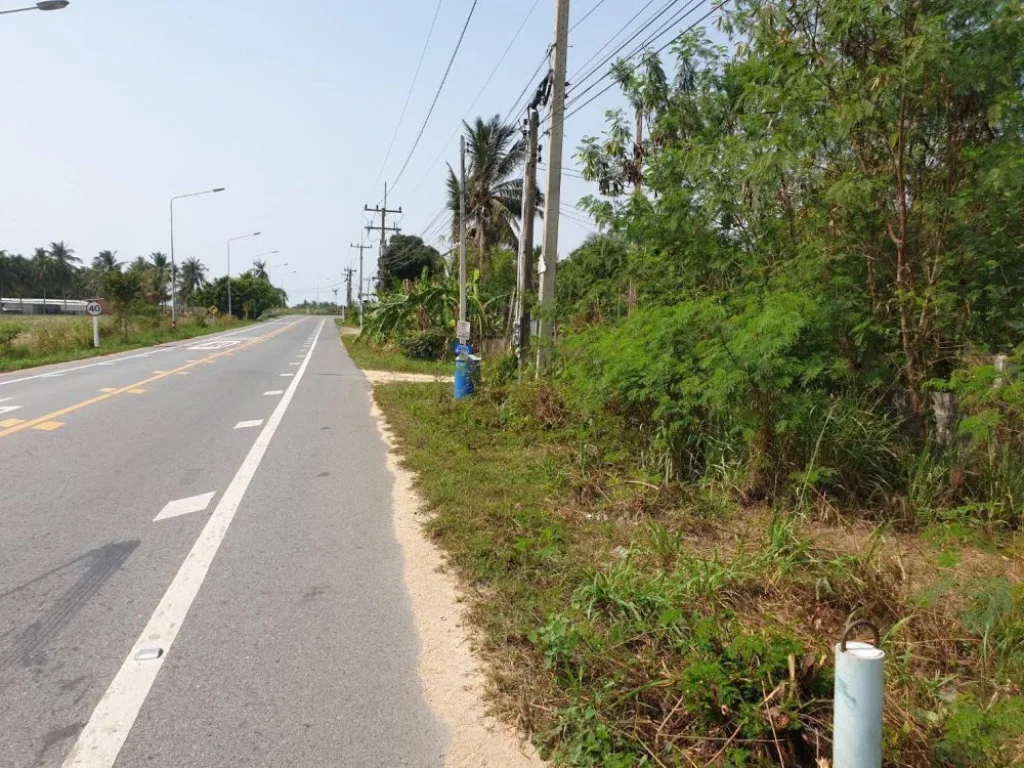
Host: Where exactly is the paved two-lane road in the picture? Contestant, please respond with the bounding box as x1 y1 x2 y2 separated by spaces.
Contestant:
0 317 446 767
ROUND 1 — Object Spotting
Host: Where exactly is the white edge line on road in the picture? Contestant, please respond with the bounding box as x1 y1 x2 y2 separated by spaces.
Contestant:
279 373 294 377
63 318 325 768
234 419 264 430
153 492 216 522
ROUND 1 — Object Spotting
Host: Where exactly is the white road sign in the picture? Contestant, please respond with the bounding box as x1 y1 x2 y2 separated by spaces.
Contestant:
86 301 102 317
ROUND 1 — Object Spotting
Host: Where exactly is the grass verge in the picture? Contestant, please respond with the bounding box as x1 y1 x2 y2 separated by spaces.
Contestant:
339 320 452 376
375 382 1024 767
0 314 256 373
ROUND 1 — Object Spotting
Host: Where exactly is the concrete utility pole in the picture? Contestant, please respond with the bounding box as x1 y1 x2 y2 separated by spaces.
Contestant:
515 108 539 361
342 267 356 321
458 135 468 340
536 0 570 371
365 183 402 270
349 242 372 327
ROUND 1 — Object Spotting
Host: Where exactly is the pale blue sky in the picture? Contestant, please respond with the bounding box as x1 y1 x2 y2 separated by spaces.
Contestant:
0 0 724 303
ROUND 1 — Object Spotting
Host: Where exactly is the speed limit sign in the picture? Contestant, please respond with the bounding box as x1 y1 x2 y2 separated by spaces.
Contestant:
86 301 102 317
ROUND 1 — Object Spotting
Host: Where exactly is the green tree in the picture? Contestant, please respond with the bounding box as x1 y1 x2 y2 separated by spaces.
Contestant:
446 115 542 260
379 234 442 287
148 252 170 307
47 241 80 306
178 257 207 308
32 248 52 304
104 269 144 340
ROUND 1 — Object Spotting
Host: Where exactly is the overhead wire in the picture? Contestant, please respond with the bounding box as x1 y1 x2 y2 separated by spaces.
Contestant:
370 0 445 192
557 0 728 130
404 0 546 203
390 0 481 192
551 0 697 127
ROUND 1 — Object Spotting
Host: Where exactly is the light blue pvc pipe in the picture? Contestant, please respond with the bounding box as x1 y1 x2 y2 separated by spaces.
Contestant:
833 640 885 768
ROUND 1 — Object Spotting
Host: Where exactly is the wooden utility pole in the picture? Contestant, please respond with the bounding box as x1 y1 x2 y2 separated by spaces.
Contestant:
349 241 372 327
515 108 539 361
536 0 570 371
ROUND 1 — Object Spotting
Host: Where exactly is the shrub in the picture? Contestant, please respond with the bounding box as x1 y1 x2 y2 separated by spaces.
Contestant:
399 328 449 361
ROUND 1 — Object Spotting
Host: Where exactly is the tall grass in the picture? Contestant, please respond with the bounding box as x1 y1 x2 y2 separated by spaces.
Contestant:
0 313 248 372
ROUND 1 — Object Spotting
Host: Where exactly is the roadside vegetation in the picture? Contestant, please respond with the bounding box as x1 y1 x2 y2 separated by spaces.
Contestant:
338 319 450 376
0 313 251 372
364 0 1024 764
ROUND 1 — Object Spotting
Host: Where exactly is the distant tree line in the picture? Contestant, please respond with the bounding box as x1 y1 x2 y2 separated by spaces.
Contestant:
0 245 284 318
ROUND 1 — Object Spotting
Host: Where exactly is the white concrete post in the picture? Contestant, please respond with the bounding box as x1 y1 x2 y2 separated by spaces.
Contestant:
833 621 884 768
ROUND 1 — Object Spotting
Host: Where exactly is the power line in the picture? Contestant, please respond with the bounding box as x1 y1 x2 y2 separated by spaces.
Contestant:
570 0 611 32
558 0 695 121
558 0 728 130
371 0 445 191
404 0 545 202
389 0 481 192
567 0 662 86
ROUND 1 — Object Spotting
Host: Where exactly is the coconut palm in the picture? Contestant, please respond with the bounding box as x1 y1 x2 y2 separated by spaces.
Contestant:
32 248 51 304
253 259 269 281
446 114 542 259
149 252 170 306
178 257 207 308
90 250 121 295
48 241 81 306
92 250 120 273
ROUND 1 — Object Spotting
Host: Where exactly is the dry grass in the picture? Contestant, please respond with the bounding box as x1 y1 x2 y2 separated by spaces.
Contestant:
375 382 1024 767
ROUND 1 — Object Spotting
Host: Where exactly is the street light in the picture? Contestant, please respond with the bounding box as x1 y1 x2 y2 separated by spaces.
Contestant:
268 261 289 284
251 249 278 275
0 1 69 15
169 186 225 325
281 269 297 309
226 231 261 317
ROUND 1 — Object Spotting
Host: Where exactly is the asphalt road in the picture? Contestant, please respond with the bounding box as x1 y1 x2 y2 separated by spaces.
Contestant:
0 317 447 767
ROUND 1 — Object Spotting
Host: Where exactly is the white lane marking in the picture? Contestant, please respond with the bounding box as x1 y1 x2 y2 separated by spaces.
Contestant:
289 362 300 366
0 405 23 415
279 373 294 377
40 372 65 378
263 390 283 396
63 319 325 768
0 397 12 403
153 492 216 522
234 419 264 430
0 322 284 389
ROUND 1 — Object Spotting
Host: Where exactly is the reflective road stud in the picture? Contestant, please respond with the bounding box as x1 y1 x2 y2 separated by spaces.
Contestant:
833 621 884 768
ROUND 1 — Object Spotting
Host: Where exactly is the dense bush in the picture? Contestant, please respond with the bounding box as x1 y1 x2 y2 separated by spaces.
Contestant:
399 328 449 361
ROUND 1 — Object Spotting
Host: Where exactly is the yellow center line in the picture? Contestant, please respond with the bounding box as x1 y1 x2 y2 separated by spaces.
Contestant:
0 320 302 439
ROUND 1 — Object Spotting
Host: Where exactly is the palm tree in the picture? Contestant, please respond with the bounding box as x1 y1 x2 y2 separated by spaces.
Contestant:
253 259 269 280
149 252 170 307
178 257 207 308
48 241 81 307
90 250 121 295
92 250 120 272
446 115 541 260
32 248 51 305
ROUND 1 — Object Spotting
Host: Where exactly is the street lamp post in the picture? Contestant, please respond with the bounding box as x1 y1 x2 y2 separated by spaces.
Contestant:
281 269 297 309
0 1 70 15
170 187 225 325
226 231 261 317
268 261 289 285
252 249 278 276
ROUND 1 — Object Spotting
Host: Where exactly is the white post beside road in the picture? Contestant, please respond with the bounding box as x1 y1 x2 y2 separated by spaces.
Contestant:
833 622 884 768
